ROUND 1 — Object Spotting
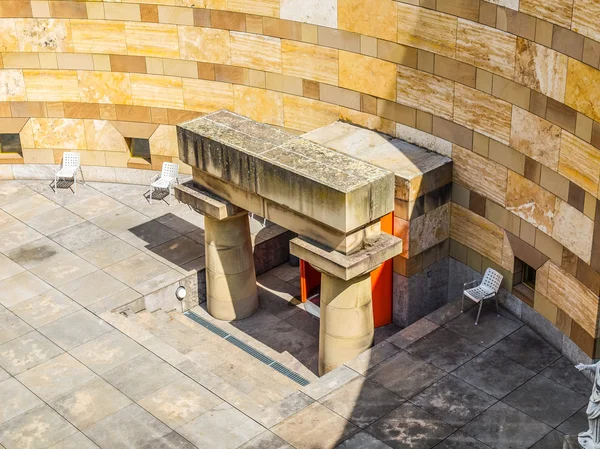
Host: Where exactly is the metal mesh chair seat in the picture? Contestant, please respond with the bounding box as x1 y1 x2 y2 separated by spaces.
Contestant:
150 162 179 205
464 286 495 303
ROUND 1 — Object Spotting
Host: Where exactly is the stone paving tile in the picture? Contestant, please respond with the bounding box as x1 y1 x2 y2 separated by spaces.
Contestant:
150 235 205 267
140 431 197 449
492 327 562 372
25 207 85 235
321 376 404 428
444 307 522 347
87 288 143 315
0 404 77 449
252 390 314 428
0 378 43 424
0 253 25 282
38 310 112 351
74 235 140 268
335 432 393 448
17 353 97 402
59 270 129 307
0 271 52 308
1 193 60 221
425 299 475 326
452 348 536 399
373 324 401 345
272 402 358 449
156 212 201 235
540 356 593 396
461 402 552 449
386 318 439 349
503 375 587 427
84 403 172 449
0 209 18 228
48 221 111 252
230 308 283 337
0 307 33 345
0 221 43 253
48 432 101 449
5 237 72 270
0 367 9 382
0 331 63 375
102 352 183 401
433 431 493 448
30 253 98 288
104 253 172 288
65 194 124 220
302 365 360 400
269 263 300 283
137 377 222 428
366 351 446 399
345 341 400 375
10 289 81 328
69 330 147 374
25 180 100 208
529 430 566 449
251 321 317 357
557 405 587 435
118 220 181 250
238 430 295 449
405 328 486 372
178 402 265 449
133 268 183 296
411 375 496 427
284 309 320 339
0 181 36 207
49 377 132 430
91 207 150 236
365 402 456 449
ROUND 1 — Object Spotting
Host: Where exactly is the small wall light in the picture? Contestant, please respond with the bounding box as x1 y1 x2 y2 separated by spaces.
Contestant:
175 286 187 301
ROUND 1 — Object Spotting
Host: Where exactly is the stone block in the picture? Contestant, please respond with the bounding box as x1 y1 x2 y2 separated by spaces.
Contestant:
175 181 243 220
339 51 396 101
230 32 281 73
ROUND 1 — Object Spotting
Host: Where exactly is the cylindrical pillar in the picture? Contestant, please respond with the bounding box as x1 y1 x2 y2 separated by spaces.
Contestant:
319 272 374 376
205 212 258 321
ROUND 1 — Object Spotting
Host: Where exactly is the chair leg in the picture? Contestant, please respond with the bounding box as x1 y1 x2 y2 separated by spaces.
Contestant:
475 301 483 325
74 173 77 195
168 188 171 206
150 186 153 204
461 294 464 313
54 175 57 194
80 167 85 185
495 295 499 316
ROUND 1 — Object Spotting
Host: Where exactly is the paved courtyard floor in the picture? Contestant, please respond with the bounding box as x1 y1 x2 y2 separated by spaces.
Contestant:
0 179 592 449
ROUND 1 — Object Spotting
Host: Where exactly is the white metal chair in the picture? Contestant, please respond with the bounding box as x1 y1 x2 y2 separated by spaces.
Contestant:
54 152 83 195
150 162 179 205
461 268 503 325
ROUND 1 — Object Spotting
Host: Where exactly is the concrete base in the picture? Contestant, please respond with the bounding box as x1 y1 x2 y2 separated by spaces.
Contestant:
205 213 259 321
319 272 374 376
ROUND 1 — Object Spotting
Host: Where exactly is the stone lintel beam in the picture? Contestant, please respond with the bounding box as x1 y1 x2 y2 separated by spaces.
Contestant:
290 234 402 281
174 180 243 220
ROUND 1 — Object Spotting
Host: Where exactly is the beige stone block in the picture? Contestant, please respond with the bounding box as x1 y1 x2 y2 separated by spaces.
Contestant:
339 108 394 136
488 140 526 174
281 40 338 85
131 74 183 110
92 54 111 72
148 124 178 157
230 32 281 73
265 73 303 96
31 118 86 150
559 131 600 196
24 70 79 102
0 70 26 101
396 3 457 58
454 84 512 145
0 19 19 52
19 120 34 148
552 198 594 263
2 53 39 69
584 192 596 220
377 40 417 67
453 144 508 206
514 38 567 103
163 59 197 78
396 66 454 121
145 58 163 75
534 291 558 324
56 53 93 70
540 165 569 202
409 203 450 256
71 20 127 55
450 202 504 266
360 35 377 57
319 85 360 110
317 28 360 53
575 113 593 143
104 3 141 22
85 3 104 20
301 23 318 44
104 152 128 167
15 18 72 52
78 71 132 105
125 22 179 59
565 58 600 123
182 78 234 113
520 0 573 28
506 170 556 234
228 0 279 17
31 1 50 17
179 26 230 65
572 0 600 42
520 218 536 246
233 85 283 127
38 52 57 69
339 51 396 101
338 0 397 41
84 120 128 154
510 106 561 170
21 149 52 164
247 70 265 89
283 95 340 132
491 76 530 110
456 19 516 78
157 6 193 25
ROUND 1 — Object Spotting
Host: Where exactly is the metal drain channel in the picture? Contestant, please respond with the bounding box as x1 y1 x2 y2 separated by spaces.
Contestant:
184 310 311 386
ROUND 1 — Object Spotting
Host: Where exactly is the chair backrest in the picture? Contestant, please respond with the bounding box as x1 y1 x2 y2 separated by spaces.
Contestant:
161 162 179 179
481 268 503 293
62 152 80 168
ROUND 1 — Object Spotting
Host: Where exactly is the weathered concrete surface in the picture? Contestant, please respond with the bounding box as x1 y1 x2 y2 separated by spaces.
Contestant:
175 181 243 220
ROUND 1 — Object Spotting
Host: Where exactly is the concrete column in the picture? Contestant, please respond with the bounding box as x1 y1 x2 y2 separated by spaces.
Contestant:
205 211 258 321
319 272 374 376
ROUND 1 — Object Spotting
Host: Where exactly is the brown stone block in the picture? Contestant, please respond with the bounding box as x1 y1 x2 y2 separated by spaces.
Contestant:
583 38 600 69
63 103 99 119
546 98 577 134
246 15 263 34
151 154 172 171
489 140 525 175
115 105 151 123
438 238 450 260
467 247 483 272
211 10 246 31
417 50 435 73
584 192 597 220
485 199 520 235
99 104 116 120
193 8 211 27
591 201 600 272
568 182 585 213
432 117 472 150
577 260 600 296
263 18 301 40
127 157 152 170
561 247 579 276
109 55 147 74
0 1 31 17
476 69 493 94
450 238 468 264
393 253 423 277
575 113 593 142
473 132 489 157
479 1 496 27
10 102 46 118
378 40 418 68
167 109 202 125
592 121 600 150
434 55 476 88
571 321 595 357
437 0 479 21
469 191 486 217
215 65 247 84
141 4 159 23
552 26 584 60
197 62 215 81
535 19 553 47
524 157 541 184
556 308 572 337
420 0 436 9
360 94 377 115
377 99 416 127
497 8 535 40
46 103 64 118
492 76 530 110
318 27 360 53
49 1 86 18
303 80 320 100
540 165 569 201
529 90 547 118
520 219 536 246
422 245 438 269
319 84 360 110
534 228 563 264
416 110 433 133
151 108 169 124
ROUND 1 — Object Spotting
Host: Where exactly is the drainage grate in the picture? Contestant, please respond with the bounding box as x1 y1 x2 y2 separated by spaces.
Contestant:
184 310 311 386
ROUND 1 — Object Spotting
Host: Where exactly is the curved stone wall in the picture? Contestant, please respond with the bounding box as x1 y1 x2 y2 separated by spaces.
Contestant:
1 0 600 357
